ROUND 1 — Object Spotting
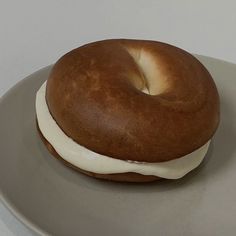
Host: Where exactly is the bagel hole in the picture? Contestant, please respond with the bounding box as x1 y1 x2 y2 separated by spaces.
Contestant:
125 47 167 95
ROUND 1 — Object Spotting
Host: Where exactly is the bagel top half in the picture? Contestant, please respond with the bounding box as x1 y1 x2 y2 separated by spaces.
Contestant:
46 39 220 163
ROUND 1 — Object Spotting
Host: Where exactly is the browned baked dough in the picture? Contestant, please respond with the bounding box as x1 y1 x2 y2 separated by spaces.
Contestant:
37 121 159 182
46 39 220 163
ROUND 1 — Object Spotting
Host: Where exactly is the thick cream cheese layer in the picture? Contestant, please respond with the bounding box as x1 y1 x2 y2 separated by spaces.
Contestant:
36 82 210 179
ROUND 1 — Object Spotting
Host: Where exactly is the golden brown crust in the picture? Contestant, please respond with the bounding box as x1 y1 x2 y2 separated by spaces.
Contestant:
37 121 159 182
46 39 220 162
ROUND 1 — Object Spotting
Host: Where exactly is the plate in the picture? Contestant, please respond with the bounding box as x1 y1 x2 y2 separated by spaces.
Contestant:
0 56 236 236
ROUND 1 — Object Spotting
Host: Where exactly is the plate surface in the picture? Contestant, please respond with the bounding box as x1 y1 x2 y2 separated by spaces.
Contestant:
0 56 236 236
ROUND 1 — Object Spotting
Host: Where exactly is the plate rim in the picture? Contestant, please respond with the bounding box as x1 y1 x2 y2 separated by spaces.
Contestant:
0 64 53 235
0 65 52 235
0 191 48 236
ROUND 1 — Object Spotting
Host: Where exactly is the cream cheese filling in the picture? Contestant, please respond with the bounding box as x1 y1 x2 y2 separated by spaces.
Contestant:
36 82 210 179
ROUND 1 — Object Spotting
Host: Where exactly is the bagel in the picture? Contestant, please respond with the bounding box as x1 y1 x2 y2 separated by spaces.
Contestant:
36 39 220 182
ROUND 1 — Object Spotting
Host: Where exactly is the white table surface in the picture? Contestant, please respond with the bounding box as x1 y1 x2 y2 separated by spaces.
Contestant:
0 0 236 235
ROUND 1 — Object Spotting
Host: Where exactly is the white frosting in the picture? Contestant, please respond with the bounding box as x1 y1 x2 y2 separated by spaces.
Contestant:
36 82 210 179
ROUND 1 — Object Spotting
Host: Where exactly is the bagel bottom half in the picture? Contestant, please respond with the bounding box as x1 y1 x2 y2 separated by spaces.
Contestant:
37 121 160 182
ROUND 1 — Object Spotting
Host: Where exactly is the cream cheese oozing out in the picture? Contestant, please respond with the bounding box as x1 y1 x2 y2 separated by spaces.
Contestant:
36 82 210 179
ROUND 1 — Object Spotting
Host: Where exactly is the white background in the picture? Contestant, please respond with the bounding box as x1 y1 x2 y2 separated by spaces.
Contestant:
0 0 235 235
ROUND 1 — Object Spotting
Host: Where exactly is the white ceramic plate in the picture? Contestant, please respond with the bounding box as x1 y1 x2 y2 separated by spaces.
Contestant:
0 55 236 236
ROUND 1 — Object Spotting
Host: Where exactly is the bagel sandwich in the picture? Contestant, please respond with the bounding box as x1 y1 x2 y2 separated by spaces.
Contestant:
36 39 220 182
